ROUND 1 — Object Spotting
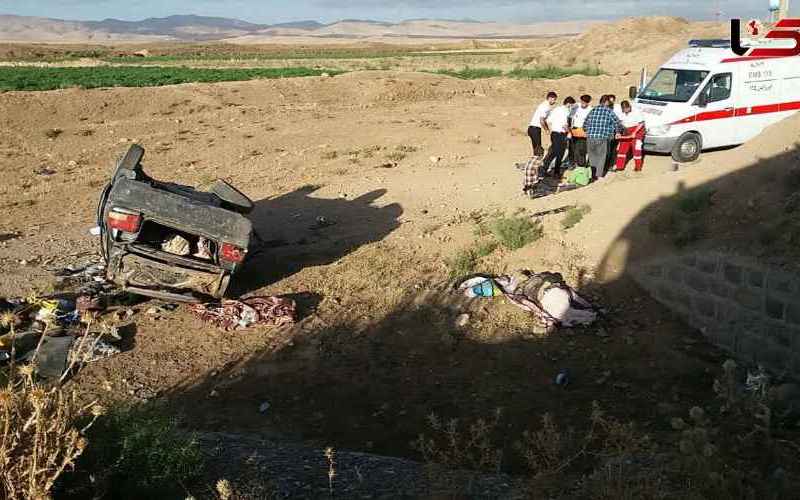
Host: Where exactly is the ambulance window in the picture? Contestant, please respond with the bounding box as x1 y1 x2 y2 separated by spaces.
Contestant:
704 73 732 103
641 68 709 102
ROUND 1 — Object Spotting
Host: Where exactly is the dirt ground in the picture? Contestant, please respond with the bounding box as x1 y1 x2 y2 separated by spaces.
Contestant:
1 18 798 488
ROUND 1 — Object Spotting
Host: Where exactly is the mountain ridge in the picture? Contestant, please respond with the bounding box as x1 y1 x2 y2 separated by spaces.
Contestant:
0 13 597 42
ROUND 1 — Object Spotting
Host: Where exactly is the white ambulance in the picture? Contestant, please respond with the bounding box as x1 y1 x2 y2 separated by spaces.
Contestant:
632 39 800 162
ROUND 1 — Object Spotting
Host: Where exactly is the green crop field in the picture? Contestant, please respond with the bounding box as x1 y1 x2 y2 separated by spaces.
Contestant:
507 65 604 79
0 66 345 91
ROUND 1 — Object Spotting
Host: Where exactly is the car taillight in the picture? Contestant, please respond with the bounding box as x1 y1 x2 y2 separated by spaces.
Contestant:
106 209 141 233
220 243 245 263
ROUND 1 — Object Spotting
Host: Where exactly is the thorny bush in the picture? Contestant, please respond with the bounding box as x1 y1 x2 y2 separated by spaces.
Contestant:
0 313 104 500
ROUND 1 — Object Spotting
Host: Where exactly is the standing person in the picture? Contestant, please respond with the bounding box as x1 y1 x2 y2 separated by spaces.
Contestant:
568 94 592 167
527 91 557 158
614 100 646 171
583 95 624 180
607 94 623 172
541 96 574 179
608 94 623 119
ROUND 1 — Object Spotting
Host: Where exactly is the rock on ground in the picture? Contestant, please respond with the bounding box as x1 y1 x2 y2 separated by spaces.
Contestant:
199 432 525 499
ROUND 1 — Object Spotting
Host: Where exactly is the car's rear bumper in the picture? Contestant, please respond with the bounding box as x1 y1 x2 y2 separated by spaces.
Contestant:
107 249 229 301
643 135 676 154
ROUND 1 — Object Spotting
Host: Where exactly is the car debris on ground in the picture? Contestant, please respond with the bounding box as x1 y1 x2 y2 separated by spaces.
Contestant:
454 270 599 331
0 293 123 379
189 296 297 331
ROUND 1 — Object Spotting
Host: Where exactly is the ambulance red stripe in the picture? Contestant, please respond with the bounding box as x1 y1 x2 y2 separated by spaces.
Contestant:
776 19 800 28
668 100 800 124
720 56 783 63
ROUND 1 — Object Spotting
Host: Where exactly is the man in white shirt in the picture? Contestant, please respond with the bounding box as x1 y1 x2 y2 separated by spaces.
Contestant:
620 101 644 128
568 94 592 167
614 100 646 171
527 91 557 158
540 96 574 178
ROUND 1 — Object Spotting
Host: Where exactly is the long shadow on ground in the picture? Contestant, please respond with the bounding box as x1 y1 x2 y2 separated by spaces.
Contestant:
166 145 800 497
229 185 403 296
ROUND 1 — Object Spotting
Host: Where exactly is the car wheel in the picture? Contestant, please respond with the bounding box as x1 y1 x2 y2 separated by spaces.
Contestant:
671 132 702 163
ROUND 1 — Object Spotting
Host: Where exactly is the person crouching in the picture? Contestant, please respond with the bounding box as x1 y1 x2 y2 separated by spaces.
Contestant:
527 91 557 159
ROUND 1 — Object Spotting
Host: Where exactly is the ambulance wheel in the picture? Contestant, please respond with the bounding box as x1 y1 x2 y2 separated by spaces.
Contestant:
671 132 702 163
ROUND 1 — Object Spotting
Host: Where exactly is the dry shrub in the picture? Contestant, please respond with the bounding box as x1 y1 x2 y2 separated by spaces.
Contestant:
214 477 279 500
516 402 651 480
584 459 667 500
0 317 103 500
516 413 580 476
385 151 406 162
320 150 338 160
411 409 503 473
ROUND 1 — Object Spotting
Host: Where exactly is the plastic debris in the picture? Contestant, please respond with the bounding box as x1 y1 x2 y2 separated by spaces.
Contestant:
162 234 191 256
69 337 121 365
745 366 770 399
455 313 470 328
89 226 102 236
458 277 503 298
259 401 271 413
51 260 112 296
555 369 570 386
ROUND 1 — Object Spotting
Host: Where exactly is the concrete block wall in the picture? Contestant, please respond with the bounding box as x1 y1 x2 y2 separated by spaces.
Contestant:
633 252 800 375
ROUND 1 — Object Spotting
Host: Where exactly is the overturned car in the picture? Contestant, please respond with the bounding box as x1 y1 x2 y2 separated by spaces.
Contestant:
98 144 255 302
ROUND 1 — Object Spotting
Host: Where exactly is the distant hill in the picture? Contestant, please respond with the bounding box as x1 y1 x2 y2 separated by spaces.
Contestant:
271 20 325 30
0 13 596 42
83 14 269 41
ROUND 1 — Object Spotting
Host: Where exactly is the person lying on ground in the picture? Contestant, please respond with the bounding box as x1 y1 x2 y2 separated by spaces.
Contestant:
455 270 598 331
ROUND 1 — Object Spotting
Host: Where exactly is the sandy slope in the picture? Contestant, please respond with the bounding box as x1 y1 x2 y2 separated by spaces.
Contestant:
534 17 731 74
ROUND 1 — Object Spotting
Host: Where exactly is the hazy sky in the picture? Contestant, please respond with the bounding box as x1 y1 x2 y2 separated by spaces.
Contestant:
0 0 776 24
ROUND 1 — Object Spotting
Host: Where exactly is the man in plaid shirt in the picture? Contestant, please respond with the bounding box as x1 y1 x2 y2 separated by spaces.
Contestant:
583 96 625 180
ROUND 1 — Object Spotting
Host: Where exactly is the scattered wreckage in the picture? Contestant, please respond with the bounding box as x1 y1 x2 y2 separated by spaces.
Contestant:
98 144 256 303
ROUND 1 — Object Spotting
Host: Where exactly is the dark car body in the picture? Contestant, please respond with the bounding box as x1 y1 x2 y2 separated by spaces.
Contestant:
98 144 254 302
